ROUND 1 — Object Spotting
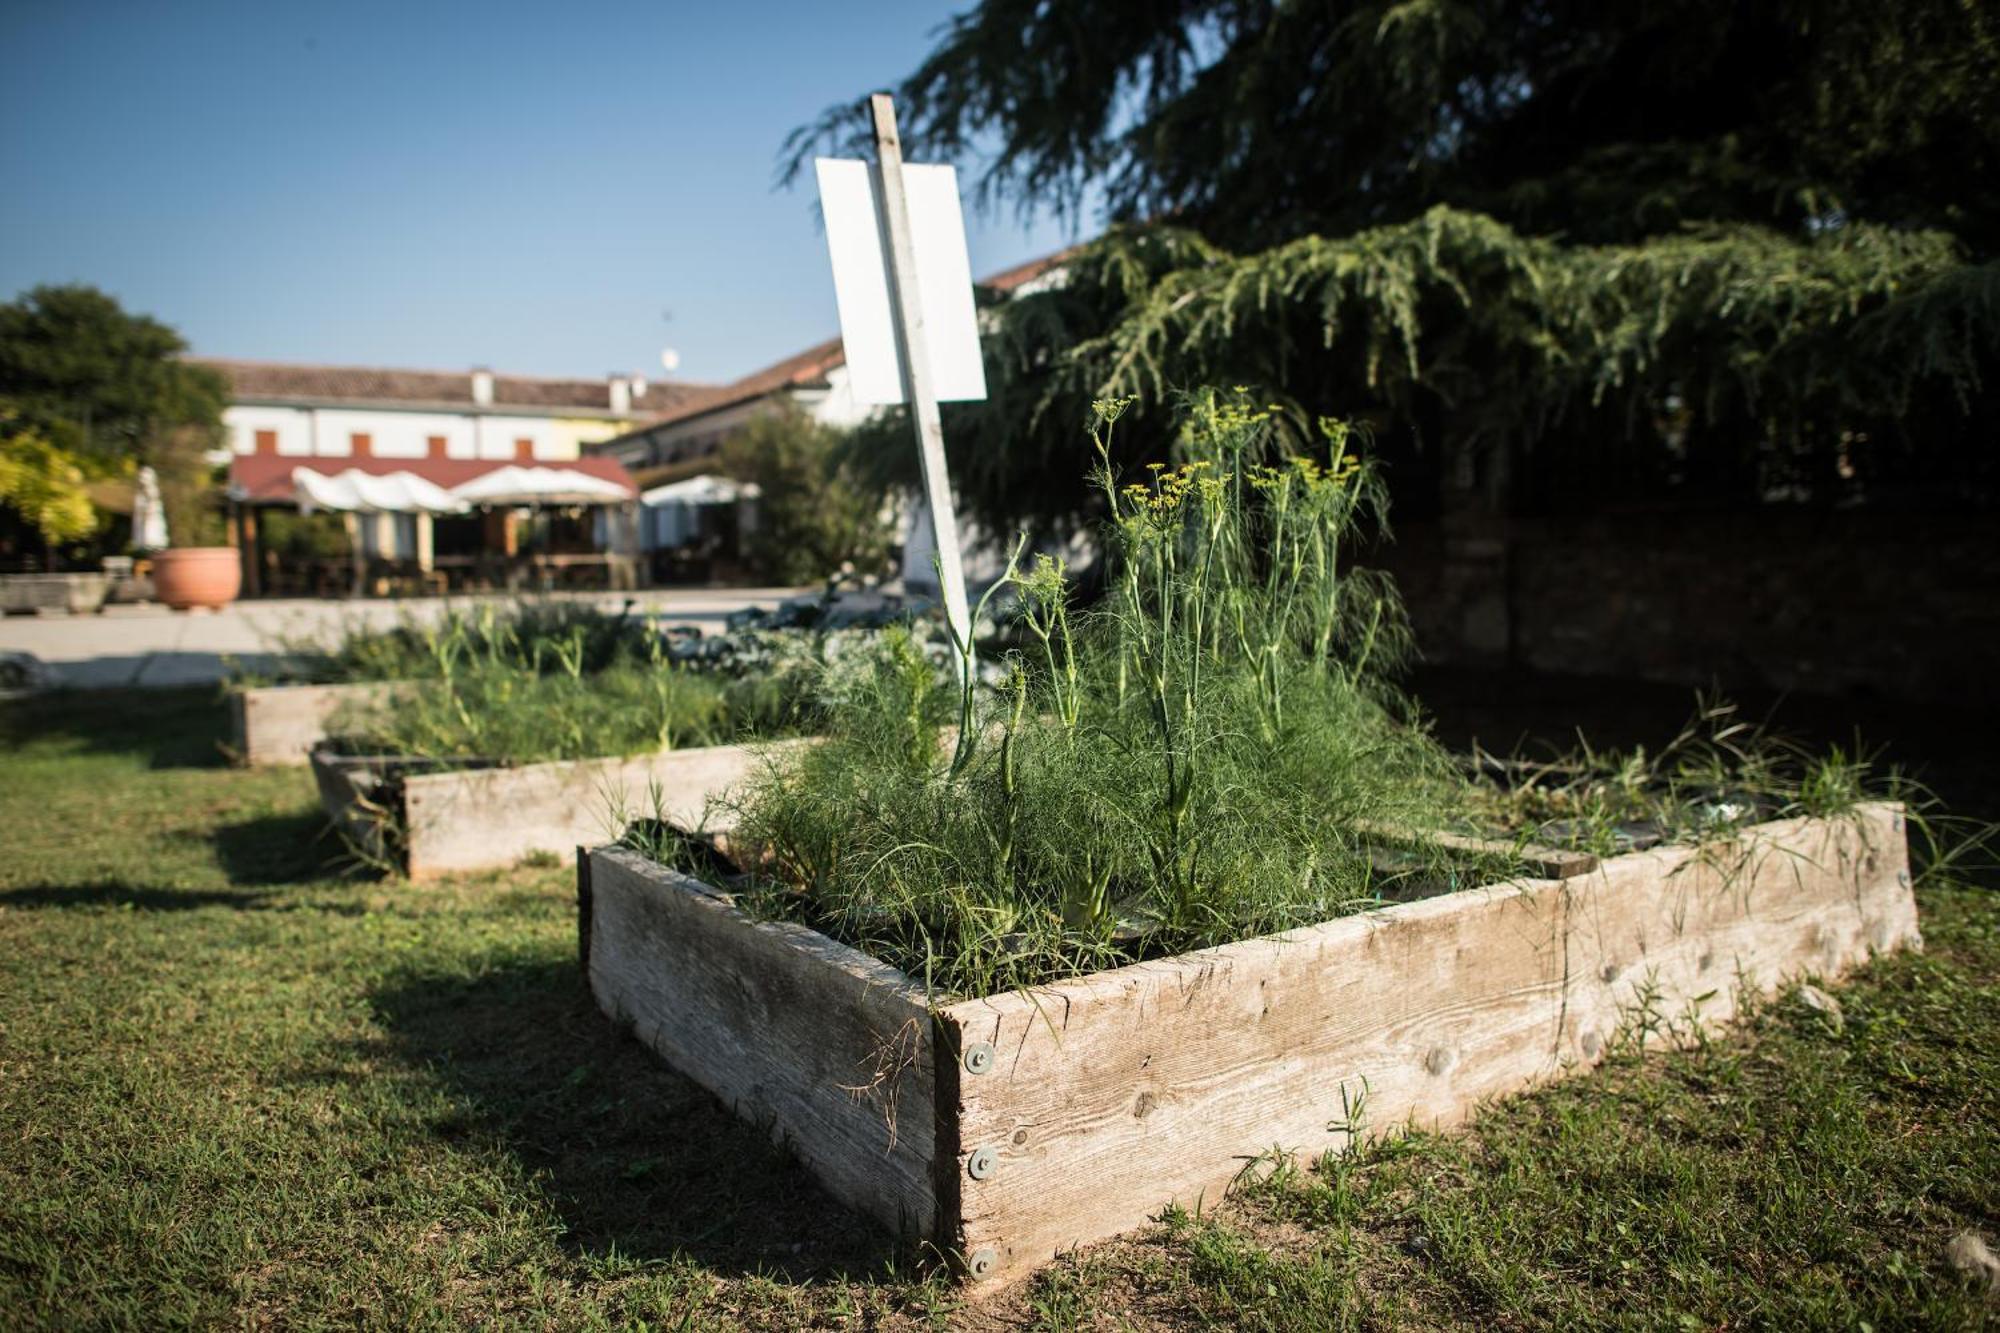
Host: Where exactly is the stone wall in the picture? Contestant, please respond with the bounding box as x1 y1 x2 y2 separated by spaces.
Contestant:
1371 508 1999 702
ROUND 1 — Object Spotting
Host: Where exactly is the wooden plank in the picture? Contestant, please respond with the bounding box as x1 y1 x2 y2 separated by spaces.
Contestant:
585 848 941 1240
938 802 1916 1284
307 750 397 865
232 681 406 767
400 738 808 879
1356 818 1599 879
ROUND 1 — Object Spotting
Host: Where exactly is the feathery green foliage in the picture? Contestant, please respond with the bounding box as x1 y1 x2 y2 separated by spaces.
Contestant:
320 605 807 765
644 395 1979 996
786 0 2000 254
850 211 1998 537
331 661 748 766
657 395 1503 996
264 600 658 685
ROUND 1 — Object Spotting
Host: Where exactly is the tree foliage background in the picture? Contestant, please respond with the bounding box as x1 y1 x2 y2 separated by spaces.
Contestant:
793 0 2000 537
0 285 227 554
718 405 896 585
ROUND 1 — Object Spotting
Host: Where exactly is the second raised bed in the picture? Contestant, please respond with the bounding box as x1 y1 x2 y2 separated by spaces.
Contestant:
313 740 793 878
231 681 409 767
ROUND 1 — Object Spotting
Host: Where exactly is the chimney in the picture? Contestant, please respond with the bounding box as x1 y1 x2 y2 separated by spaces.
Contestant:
631 375 648 400
471 367 494 407
608 374 631 414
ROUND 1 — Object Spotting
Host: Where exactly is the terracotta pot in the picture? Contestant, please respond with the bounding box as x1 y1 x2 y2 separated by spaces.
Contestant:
151 546 242 611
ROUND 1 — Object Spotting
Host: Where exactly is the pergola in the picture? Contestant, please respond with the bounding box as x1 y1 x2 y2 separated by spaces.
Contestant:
225 455 641 596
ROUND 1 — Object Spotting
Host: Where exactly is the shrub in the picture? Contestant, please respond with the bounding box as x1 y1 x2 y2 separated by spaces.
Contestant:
718 405 894 584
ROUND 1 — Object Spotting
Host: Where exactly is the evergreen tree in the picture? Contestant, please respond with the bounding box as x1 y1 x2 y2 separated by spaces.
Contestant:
794 0 2000 533
0 285 225 466
0 286 229 551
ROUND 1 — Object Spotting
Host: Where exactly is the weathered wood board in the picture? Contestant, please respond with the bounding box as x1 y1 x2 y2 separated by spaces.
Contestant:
586 849 941 1238
940 803 1915 1277
583 801 1918 1287
231 681 406 766
312 739 800 878
308 749 404 865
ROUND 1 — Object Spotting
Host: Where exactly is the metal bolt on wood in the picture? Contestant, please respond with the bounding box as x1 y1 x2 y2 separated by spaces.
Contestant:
1898 870 1911 887
967 1146 998 1179
962 1041 995 1075
967 1248 999 1279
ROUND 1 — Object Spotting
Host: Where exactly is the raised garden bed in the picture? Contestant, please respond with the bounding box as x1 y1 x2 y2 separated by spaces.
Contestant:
581 801 1918 1287
574 397 1941 1287
0 572 111 616
230 681 409 767
311 740 795 878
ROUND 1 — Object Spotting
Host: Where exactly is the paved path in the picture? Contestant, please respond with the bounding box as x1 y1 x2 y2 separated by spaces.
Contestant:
0 588 810 689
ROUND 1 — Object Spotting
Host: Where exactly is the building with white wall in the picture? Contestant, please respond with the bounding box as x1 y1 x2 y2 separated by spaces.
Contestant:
588 251 1069 586
199 359 715 592
201 359 710 469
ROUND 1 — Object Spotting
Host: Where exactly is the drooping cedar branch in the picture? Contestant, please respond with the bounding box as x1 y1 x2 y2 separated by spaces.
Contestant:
798 1 2000 536
784 0 2000 253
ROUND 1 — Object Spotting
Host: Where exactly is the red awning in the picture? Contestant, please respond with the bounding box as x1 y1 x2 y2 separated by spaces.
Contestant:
228 453 636 506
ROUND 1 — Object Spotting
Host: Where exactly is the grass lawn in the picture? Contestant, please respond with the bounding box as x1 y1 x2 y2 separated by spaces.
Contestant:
1 688 1995 1329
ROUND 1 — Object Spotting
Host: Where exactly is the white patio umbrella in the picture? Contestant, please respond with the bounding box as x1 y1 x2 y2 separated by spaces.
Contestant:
292 467 469 514
131 465 168 550
638 473 761 506
450 465 632 507
289 468 468 596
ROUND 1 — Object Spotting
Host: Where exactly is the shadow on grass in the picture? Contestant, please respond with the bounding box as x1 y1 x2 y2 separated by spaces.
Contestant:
367 957 908 1283
0 687 230 770
0 879 273 911
212 809 346 886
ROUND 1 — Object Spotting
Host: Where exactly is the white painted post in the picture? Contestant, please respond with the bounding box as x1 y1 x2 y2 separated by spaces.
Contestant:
868 93 975 683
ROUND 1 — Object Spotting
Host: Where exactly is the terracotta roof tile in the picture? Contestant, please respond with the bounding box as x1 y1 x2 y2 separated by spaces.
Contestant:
610 338 843 433
976 246 1078 293
606 246 1076 441
191 357 720 418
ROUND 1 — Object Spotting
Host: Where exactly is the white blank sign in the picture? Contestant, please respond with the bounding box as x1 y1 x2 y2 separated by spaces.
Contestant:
815 157 988 405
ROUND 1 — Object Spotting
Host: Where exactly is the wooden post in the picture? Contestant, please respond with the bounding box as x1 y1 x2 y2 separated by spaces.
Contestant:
240 504 262 598
869 92 974 684
342 512 364 597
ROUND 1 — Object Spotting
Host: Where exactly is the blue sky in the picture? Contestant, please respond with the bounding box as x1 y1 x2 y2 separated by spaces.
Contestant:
0 0 1078 386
